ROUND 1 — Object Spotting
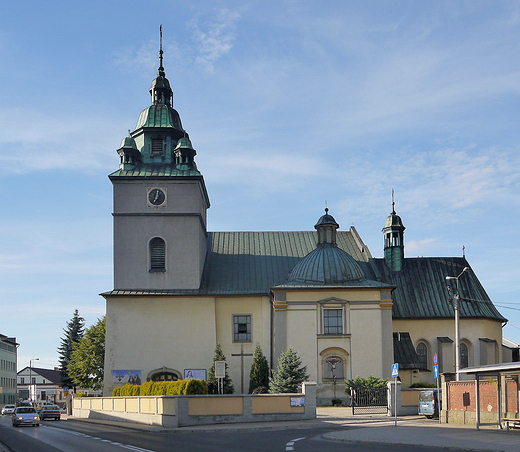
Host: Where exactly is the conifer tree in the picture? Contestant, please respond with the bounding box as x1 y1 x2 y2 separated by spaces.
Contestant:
208 342 234 394
248 343 269 393
269 348 309 394
68 317 106 391
57 309 85 389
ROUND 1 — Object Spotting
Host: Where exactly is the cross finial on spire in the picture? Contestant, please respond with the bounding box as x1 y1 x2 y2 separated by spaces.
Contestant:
158 25 165 77
391 188 396 214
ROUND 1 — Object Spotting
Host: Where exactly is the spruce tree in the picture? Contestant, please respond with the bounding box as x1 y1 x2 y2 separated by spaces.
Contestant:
248 343 269 393
57 309 85 389
269 348 309 394
208 342 234 394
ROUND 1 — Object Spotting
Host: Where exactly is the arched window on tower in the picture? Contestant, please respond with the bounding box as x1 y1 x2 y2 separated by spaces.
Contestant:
150 237 166 272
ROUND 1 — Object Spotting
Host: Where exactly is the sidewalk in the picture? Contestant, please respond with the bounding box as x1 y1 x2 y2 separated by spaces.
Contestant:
321 413 520 452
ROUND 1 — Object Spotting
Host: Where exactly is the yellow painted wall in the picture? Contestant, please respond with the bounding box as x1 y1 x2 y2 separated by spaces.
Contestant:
104 294 271 395
252 395 304 414
393 318 503 386
214 295 271 394
188 396 243 415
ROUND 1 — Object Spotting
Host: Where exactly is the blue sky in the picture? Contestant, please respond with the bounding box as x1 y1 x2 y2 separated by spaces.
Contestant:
2 1 520 371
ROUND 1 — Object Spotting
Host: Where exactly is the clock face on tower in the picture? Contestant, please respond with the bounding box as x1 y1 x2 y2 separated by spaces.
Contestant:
147 187 166 207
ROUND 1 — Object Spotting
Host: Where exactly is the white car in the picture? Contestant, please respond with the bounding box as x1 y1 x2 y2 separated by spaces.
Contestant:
1 405 16 415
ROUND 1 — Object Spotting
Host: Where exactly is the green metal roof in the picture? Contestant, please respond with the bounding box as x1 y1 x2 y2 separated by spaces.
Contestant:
102 231 507 324
109 164 203 179
393 332 420 370
373 257 506 322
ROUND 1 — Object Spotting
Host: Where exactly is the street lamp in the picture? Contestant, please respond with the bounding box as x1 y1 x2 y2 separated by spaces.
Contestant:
29 358 39 403
446 267 469 381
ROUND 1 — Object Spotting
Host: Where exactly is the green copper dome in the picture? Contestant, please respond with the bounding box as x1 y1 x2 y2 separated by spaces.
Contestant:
286 209 365 285
119 136 138 150
287 244 365 285
135 104 183 130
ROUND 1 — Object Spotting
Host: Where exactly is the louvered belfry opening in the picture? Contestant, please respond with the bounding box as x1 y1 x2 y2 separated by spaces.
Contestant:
151 138 163 154
150 237 166 271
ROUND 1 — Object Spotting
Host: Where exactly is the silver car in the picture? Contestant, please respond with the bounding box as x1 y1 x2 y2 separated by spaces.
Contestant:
12 406 40 427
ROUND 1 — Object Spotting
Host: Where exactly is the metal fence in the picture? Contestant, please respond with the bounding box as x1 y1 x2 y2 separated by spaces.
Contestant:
352 386 388 415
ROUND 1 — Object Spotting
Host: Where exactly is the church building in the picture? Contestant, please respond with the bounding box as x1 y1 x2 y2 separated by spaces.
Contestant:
102 44 506 402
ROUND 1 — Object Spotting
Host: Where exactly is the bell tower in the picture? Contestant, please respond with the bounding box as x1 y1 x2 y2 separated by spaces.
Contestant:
109 28 210 290
382 192 405 272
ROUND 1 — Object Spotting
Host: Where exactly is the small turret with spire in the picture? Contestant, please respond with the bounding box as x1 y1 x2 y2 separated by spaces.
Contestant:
150 25 173 106
382 190 405 271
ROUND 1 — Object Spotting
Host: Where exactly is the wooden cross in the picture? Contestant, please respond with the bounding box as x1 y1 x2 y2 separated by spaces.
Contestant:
231 343 253 394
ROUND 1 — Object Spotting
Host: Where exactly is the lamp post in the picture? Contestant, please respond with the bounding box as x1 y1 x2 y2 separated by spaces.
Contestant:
446 267 469 381
29 358 39 403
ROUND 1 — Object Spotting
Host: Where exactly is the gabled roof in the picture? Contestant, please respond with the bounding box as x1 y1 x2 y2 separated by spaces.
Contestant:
373 257 506 322
18 367 61 385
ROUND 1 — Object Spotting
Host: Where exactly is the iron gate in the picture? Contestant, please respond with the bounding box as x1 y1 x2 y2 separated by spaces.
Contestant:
352 387 388 415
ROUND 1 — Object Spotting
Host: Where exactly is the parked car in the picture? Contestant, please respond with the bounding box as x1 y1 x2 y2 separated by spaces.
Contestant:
12 406 40 427
1 405 16 415
39 404 61 421
418 389 441 419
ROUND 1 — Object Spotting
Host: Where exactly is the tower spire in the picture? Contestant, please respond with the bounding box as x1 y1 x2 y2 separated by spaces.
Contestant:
158 25 165 77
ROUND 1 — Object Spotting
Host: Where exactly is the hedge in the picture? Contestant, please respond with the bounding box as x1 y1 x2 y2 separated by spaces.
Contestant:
112 379 208 397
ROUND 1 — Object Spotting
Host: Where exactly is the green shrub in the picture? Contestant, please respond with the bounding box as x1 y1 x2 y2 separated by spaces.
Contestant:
112 379 209 397
185 379 208 395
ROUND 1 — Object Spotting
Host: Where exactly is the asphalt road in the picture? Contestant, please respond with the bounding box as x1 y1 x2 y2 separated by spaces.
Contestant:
0 415 484 452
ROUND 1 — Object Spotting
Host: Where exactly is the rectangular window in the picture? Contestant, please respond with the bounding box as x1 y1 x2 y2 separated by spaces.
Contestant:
324 309 342 334
233 315 251 342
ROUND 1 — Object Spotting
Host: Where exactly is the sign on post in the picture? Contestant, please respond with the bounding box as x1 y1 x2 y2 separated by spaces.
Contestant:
433 353 438 366
215 361 226 378
433 365 439 379
391 363 399 378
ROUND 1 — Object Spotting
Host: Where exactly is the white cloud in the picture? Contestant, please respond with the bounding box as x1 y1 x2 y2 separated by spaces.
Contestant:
189 8 241 73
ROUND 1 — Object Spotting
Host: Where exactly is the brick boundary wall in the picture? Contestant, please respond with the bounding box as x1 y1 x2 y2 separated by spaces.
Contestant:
447 379 517 414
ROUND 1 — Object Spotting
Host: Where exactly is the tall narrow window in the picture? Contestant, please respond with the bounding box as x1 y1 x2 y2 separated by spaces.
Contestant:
150 237 166 272
417 342 428 370
233 315 251 342
460 343 469 369
324 309 342 334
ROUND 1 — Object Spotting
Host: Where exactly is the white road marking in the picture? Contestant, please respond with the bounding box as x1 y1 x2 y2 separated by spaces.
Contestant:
286 436 306 451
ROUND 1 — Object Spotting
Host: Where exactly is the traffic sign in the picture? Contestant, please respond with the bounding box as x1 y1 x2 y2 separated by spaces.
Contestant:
391 363 399 378
434 365 439 379
433 353 438 366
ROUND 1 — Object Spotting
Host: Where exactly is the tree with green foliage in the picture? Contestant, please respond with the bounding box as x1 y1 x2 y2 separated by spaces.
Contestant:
248 343 269 393
57 309 85 389
345 375 389 392
68 317 105 391
269 348 309 394
207 342 234 394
